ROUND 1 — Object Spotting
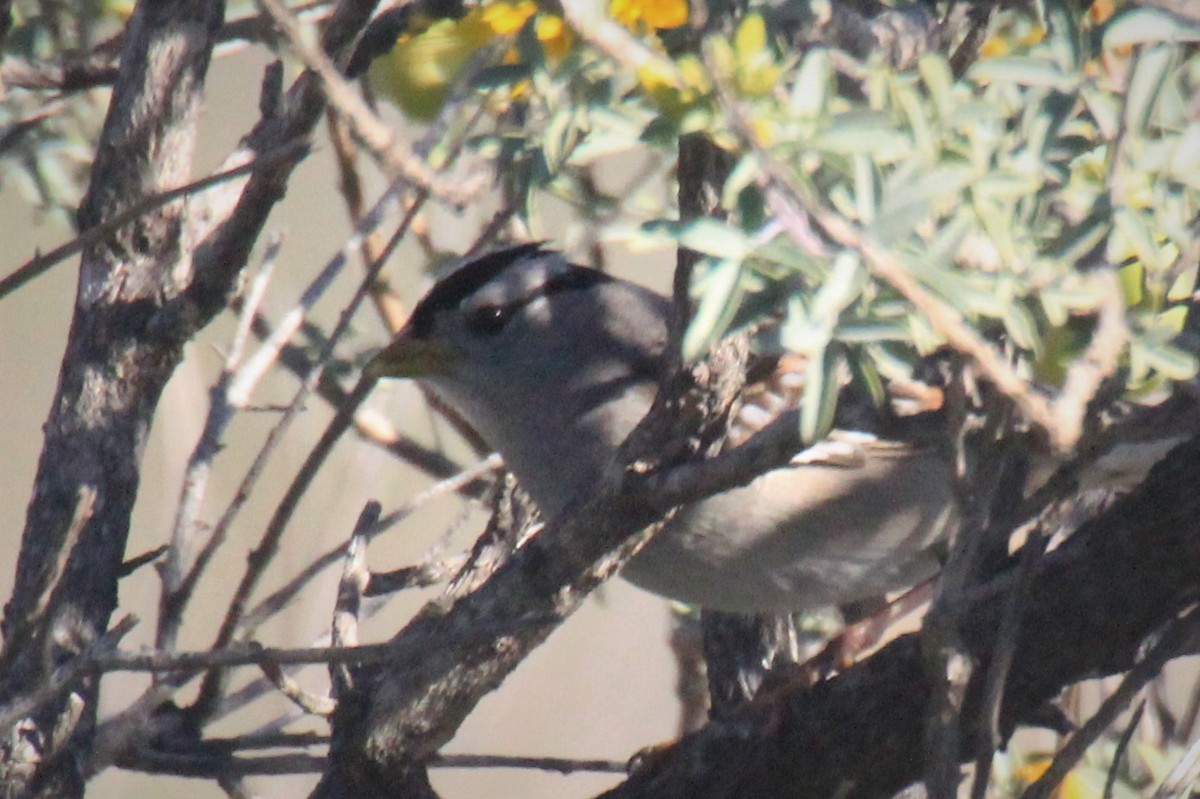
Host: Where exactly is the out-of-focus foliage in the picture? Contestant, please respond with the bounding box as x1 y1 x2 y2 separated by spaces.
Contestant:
362 0 1200 444
0 1 118 218
8 0 1200 432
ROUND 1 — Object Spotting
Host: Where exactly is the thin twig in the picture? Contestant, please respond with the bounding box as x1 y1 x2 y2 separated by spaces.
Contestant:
1052 269 1128 452
557 0 684 89
190 213 410 720
256 0 481 206
1021 606 1200 799
0 2 336 94
259 660 336 716
331 501 377 697
96 640 392 673
0 615 138 737
119 746 625 778
326 109 408 333
971 525 1051 799
1104 701 1145 799
157 238 281 652
431 753 626 774
182 180 411 655
0 141 306 302
1150 734 1200 799
236 454 500 635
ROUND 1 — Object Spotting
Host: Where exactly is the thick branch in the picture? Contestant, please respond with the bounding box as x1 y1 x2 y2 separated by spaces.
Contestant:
600 434 1200 799
0 3 225 796
316 338 751 794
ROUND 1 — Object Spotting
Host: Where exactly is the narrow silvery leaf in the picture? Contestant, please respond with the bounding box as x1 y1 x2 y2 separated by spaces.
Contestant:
684 257 744 361
790 48 831 120
800 345 841 444
968 57 1078 92
1124 43 1175 138
810 251 864 326
1103 8 1200 49
678 218 753 259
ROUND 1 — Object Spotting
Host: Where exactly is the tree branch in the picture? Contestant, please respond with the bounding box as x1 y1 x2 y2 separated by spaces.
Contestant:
600 434 1200 799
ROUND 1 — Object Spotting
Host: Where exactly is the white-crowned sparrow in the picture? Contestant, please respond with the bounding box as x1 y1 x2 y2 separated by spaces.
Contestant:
366 243 957 613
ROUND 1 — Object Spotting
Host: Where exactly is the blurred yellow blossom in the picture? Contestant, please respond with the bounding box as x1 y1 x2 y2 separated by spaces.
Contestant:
368 1 577 120
482 0 536 35
1013 758 1096 799
535 14 575 61
610 0 688 31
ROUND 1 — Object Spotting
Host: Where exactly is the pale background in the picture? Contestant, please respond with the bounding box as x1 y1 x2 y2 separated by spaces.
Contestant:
0 44 683 798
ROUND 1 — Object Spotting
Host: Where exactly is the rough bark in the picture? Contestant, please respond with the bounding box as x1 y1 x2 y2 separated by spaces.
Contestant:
0 4 225 796
0 0 382 795
600 435 1200 799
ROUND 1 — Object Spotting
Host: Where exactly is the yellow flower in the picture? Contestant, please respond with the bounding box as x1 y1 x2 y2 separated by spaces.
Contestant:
368 11 496 119
1013 759 1096 799
637 53 710 120
482 0 537 35
536 14 575 62
368 1 579 119
611 0 688 31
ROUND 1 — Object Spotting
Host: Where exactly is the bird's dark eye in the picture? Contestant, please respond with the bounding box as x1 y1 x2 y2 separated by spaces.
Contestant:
463 303 513 336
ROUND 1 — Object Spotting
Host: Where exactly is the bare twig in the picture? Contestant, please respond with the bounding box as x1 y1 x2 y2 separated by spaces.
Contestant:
0 615 138 737
1052 270 1128 452
0 141 306 302
1021 606 1200 799
326 109 407 333
184 182 411 661
0 2 337 95
557 0 684 89
431 753 626 774
191 212 411 720
157 238 280 652
1151 735 1200 799
119 746 624 778
237 454 500 635
255 0 481 206
704 52 1068 450
96 641 392 674
1104 701 1145 799
971 525 1050 799
259 661 336 716
331 501 377 696
767 181 1061 447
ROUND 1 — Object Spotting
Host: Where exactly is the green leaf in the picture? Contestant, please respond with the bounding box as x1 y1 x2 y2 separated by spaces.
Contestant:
1003 301 1040 352
810 111 910 158
1113 208 1163 272
918 54 954 120
968 57 1078 92
853 154 878 225
722 153 762 208
810 250 865 325
1123 43 1175 137
677 218 753 259
800 345 841 444
848 350 886 408
683 257 744 360
1137 340 1199 381
790 48 831 120
1103 8 1200 49
470 63 532 89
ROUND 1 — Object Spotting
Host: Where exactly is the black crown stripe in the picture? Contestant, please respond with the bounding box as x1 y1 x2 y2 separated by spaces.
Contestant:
407 243 612 337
